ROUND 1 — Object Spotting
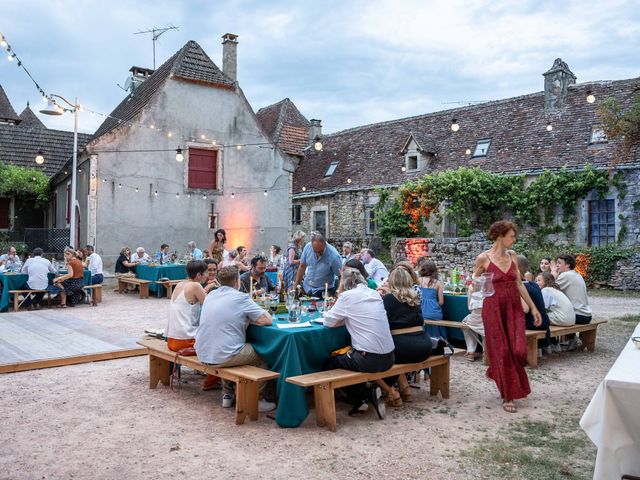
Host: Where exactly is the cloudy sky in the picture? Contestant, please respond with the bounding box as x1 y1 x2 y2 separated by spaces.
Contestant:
2 0 639 134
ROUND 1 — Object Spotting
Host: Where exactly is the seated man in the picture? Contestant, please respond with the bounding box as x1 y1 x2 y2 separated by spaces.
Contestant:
20 247 58 310
187 241 204 260
293 231 342 299
0 246 22 272
130 247 151 264
85 245 103 285
341 242 355 265
195 266 276 412
235 246 251 272
155 244 172 264
240 255 275 296
360 248 389 286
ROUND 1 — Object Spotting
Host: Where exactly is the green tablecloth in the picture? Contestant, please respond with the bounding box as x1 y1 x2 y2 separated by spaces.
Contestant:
0 270 92 312
247 313 349 428
442 293 470 341
135 264 187 297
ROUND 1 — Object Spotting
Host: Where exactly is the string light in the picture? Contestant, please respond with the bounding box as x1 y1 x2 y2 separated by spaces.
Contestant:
401 166 407 172
465 147 472 155
347 178 352 184
35 150 44 165
135 187 139 193
231 192 235 199
202 194 207 200
451 118 460 132
586 91 596 104
175 148 184 162
118 183 122 188
176 193 180 199
263 190 268 196
154 190 158 196
546 123 553 132
237 145 243 150
102 178 107 183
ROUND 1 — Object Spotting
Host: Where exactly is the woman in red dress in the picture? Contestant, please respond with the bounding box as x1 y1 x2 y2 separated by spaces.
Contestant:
474 221 542 413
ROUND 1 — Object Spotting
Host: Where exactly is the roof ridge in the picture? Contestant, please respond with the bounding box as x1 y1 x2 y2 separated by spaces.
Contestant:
0 84 20 122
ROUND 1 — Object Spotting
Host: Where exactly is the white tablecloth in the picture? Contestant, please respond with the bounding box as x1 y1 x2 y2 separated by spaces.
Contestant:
580 322 640 480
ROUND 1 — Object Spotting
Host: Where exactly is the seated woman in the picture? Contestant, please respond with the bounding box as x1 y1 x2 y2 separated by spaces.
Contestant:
115 246 137 292
516 255 551 349
203 259 220 293
536 271 576 327
323 268 395 418
377 267 433 406
419 260 446 339
52 247 85 307
166 260 207 351
344 258 377 289
462 282 484 361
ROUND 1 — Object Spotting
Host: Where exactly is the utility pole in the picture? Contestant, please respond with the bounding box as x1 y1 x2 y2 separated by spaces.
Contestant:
134 25 179 69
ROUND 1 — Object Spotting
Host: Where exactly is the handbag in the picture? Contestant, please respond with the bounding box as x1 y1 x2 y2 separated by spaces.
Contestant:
170 347 198 390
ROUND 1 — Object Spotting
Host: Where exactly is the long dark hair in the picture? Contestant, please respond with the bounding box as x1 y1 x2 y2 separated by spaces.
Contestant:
214 229 227 244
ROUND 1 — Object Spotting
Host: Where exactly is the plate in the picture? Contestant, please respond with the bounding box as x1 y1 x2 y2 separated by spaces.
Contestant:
299 296 319 301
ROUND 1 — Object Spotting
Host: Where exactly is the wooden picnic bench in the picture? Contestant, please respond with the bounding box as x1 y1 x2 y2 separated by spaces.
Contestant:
9 289 51 311
156 279 184 298
424 318 608 368
286 353 453 432
117 277 151 299
83 284 103 306
137 338 280 425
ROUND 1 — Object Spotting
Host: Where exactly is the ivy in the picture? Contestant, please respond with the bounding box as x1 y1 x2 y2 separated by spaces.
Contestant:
0 163 50 207
374 188 423 246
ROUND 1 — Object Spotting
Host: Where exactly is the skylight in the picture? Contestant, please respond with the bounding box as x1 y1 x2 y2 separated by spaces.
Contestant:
325 162 338 176
473 139 491 157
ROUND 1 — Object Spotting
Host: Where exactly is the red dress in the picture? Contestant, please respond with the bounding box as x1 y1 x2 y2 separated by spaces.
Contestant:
481 260 531 400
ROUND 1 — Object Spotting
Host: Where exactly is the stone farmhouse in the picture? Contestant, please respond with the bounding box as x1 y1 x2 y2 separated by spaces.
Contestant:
290 59 640 250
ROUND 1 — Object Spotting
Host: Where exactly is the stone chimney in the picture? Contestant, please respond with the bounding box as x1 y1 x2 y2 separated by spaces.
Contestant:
309 119 322 141
543 58 576 111
222 33 239 82
128 66 154 93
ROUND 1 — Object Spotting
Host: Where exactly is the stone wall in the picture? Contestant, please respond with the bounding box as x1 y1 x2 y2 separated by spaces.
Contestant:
607 252 640 290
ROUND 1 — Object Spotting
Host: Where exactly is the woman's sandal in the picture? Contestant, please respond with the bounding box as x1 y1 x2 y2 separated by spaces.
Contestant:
400 386 413 403
389 389 402 407
57 304 67 309
502 400 517 413
465 352 477 362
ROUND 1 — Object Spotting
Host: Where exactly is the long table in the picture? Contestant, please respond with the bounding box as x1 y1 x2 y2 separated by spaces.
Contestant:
0 270 92 312
247 313 349 428
441 293 469 341
580 322 640 479
135 264 187 297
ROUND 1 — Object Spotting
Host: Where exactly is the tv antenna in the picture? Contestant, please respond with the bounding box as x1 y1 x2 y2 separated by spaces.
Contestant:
134 25 179 69
442 100 487 106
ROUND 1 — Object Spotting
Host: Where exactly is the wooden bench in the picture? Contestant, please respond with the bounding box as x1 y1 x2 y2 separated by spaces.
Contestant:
156 279 184 298
137 338 280 425
9 289 51 311
83 284 103 306
286 354 452 432
424 318 608 368
117 277 151 299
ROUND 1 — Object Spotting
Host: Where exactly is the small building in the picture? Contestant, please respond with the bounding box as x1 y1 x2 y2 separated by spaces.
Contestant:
292 59 640 249
50 36 297 268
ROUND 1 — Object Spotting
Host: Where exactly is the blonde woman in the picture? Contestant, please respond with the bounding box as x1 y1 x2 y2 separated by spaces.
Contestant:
283 230 306 289
377 267 433 406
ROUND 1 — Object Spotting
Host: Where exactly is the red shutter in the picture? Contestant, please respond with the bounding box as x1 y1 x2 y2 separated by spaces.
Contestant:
66 184 71 224
188 148 217 189
0 198 10 229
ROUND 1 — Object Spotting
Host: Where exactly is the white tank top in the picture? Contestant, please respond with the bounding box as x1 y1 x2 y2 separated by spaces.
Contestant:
166 290 201 339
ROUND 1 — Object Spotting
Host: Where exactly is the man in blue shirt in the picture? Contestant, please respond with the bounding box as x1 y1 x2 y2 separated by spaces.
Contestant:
293 232 342 298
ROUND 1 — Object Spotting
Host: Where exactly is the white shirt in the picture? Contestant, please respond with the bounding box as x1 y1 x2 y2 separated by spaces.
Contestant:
166 290 201 340
365 258 389 286
323 284 395 354
543 287 576 327
87 252 103 276
130 253 151 264
21 256 57 290
556 270 592 317
195 286 266 364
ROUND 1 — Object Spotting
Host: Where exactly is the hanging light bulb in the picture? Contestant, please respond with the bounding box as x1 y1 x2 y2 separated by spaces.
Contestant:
200 134 206 140
465 147 472 155
102 178 107 183
212 140 217 146
302 186 306 192
154 190 158 196
546 123 553 132
236 145 243 150
175 148 184 162
263 190 268 196
231 192 235 199
451 118 460 132
118 183 122 188
347 178 352 184
176 193 180 199
586 91 596 104
149 124 155 129
78 168 82 173
167 132 172 138
0 37 7 48
35 150 45 165
202 193 207 200
7 51 14 61
135 187 139 193
401 166 407 172
314 139 323 151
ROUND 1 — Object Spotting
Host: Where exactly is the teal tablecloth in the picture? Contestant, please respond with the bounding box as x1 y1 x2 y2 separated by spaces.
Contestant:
135 264 187 297
247 314 349 428
442 293 470 341
0 270 92 312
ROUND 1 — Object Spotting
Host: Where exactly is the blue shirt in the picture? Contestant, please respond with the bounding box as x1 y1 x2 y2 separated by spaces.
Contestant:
300 242 342 293
191 248 204 260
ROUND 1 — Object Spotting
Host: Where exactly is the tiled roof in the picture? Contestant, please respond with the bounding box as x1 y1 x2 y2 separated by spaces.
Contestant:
91 40 233 142
18 103 46 128
0 124 91 177
293 77 640 195
0 85 20 123
256 98 310 156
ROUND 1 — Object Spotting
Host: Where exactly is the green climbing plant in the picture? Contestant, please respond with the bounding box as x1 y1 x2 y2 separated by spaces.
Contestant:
0 163 50 207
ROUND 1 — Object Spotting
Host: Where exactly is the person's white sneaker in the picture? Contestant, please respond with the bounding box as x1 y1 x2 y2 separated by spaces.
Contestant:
565 338 578 352
258 399 276 413
222 393 235 408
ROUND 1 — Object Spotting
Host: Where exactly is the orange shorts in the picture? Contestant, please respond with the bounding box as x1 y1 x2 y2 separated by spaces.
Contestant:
167 337 195 352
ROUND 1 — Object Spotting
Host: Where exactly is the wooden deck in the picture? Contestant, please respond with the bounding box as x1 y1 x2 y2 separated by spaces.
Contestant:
0 312 146 373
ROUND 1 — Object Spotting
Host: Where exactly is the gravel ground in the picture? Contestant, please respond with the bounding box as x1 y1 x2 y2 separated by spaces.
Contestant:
1 281 638 480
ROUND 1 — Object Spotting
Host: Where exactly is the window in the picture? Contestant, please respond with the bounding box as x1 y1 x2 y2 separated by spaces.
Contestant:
472 139 491 158
406 155 418 171
589 199 615 246
292 204 302 225
365 206 377 234
590 126 607 144
311 208 328 237
324 162 338 177
0 198 9 229
188 148 218 189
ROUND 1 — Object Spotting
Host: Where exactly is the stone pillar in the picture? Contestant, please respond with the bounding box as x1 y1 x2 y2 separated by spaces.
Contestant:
221 33 238 83
543 58 576 111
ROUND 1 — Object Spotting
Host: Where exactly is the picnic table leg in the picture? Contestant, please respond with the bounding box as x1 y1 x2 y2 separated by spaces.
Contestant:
429 361 450 399
316 384 336 432
149 355 170 389
13 293 19 312
234 379 250 425
527 336 538 368
139 283 149 299
117 279 125 294
581 329 597 352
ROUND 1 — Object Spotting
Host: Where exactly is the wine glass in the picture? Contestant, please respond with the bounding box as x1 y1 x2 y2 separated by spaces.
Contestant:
317 301 325 315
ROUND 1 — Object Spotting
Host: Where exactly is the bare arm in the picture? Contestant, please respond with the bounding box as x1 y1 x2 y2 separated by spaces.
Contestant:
511 252 541 326
250 312 272 326
474 252 490 278
437 281 444 306
294 263 306 288
288 248 300 266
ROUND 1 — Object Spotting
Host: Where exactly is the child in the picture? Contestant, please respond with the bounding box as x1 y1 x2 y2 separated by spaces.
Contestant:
462 282 484 361
419 260 446 339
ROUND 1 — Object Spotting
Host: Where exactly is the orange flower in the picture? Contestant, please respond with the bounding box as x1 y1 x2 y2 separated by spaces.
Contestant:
574 253 590 279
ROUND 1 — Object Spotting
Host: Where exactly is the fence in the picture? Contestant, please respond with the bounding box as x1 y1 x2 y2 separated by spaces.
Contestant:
8 228 70 254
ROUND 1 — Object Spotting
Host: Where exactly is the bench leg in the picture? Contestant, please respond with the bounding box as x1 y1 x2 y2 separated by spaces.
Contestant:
139 283 149 299
90 289 97 306
527 336 538 368
313 385 327 427
149 355 170 389
581 330 597 352
13 293 19 312
235 379 258 425
117 279 125 294
94 287 102 304
315 384 336 431
429 361 450 399
166 284 173 298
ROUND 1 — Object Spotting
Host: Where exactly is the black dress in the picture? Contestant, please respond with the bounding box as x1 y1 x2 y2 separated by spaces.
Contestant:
115 254 133 274
383 293 432 363
523 281 551 347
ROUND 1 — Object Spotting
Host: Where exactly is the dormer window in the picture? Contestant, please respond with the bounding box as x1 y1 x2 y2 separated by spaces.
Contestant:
590 126 607 144
406 155 419 171
325 162 338 177
472 139 491 158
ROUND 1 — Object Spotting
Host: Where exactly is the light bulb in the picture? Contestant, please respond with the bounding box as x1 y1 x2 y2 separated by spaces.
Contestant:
236 145 243 150
203 194 207 200
314 141 323 151
231 192 235 199
102 178 107 183
302 186 306 192
263 190 268 196
546 123 553 132
154 190 158 196
451 119 460 132
0 39 7 48
167 132 172 138
465 148 471 155
135 187 139 193
149 124 155 129
176 193 180 199
35 150 44 165
118 183 122 188
175 148 184 162
8 53 14 61
586 93 596 104
347 178 352 184
201 134 206 139
401 166 406 172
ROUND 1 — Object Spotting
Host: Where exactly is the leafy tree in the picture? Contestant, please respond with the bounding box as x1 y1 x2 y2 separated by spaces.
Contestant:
0 163 50 207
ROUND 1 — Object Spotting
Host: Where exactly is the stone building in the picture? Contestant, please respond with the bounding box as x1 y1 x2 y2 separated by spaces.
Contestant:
292 59 640 250
49 36 297 268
